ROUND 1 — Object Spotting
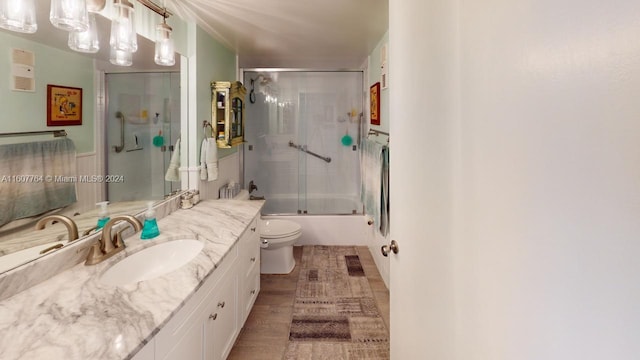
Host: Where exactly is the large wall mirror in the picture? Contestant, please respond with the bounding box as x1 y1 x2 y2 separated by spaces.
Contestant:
0 3 188 273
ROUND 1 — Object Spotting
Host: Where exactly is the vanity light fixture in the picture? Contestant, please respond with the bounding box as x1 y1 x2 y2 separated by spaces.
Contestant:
154 11 174 66
0 0 173 67
109 0 137 53
0 0 37 33
50 0 89 32
68 11 99 53
67 1 103 53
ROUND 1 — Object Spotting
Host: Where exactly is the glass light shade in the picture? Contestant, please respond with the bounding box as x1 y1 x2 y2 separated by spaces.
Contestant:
109 0 137 53
50 0 89 32
68 12 98 53
154 22 175 66
109 46 132 66
0 0 37 33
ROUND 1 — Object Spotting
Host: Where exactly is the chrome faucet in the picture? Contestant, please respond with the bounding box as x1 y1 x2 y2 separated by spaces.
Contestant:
35 214 79 242
248 180 258 193
85 215 143 265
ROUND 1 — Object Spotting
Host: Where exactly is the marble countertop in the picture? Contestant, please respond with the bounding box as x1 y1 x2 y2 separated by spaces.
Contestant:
0 199 263 360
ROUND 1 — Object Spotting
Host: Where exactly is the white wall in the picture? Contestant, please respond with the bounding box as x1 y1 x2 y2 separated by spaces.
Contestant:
452 0 640 358
392 0 640 358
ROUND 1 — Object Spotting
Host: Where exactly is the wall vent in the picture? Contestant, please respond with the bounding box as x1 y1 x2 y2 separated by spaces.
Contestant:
11 48 35 92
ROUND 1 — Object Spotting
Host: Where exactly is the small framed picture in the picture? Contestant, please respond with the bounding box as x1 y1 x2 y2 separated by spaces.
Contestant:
370 82 381 125
47 84 82 126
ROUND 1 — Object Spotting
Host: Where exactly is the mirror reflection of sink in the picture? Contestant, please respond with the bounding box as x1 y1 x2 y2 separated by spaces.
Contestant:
0 241 65 273
99 239 204 286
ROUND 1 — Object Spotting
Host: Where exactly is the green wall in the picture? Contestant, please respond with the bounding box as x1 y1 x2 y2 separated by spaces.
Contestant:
0 31 94 153
368 30 389 135
195 26 237 158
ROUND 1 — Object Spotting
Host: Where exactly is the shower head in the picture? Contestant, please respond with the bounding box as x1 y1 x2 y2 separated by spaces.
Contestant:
254 74 272 85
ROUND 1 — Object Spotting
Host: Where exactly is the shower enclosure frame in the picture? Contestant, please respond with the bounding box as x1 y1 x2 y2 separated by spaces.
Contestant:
240 68 366 216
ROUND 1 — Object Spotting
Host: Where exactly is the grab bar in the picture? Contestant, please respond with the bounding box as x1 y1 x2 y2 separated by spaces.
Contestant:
288 141 331 163
113 111 125 153
0 130 67 138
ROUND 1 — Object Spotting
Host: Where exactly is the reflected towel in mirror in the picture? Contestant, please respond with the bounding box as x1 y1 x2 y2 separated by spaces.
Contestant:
0 139 77 227
164 138 181 182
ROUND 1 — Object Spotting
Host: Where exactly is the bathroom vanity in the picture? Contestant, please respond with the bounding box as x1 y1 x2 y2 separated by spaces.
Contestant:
0 199 263 360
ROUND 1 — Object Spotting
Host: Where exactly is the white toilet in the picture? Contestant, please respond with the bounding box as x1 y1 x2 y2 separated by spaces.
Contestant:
259 219 302 274
232 189 302 274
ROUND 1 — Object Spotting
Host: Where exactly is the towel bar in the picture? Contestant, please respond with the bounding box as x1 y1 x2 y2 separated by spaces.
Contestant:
0 130 67 138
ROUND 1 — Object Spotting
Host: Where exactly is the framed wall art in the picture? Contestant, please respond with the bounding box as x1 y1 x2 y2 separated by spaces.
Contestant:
47 84 82 126
370 82 381 125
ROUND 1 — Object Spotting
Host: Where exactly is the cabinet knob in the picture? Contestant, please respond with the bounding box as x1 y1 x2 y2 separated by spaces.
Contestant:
217 301 225 308
251 227 256 232
250 257 256 262
250 289 256 295
209 313 217 320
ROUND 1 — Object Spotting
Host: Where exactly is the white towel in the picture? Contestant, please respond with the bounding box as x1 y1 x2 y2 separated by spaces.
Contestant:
164 138 181 182
200 138 208 180
205 138 218 181
360 138 384 233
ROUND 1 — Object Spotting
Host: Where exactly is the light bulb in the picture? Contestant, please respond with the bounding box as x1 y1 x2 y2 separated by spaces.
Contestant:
0 0 37 33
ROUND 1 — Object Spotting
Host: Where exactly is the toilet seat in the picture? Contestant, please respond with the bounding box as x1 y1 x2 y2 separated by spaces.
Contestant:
260 220 302 238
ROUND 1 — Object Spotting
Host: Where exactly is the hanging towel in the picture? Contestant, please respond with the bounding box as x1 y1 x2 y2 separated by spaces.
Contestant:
380 147 390 236
164 138 181 182
360 138 384 233
200 138 208 180
0 139 77 227
205 138 218 181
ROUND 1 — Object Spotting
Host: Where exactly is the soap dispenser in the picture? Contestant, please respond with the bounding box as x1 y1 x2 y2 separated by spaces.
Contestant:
96 201 110 230
140 201 160 239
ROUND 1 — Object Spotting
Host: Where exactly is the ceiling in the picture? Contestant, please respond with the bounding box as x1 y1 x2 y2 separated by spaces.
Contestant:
6 0 388 71
166 0 389 69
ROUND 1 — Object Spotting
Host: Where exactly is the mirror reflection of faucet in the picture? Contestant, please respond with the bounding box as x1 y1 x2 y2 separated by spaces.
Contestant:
35 215 79 243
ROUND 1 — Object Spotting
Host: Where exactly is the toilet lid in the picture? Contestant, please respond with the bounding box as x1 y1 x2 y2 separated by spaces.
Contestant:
261 219 302 238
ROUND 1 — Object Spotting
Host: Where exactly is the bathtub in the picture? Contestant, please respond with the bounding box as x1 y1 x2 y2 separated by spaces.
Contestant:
261 195 362 215
260 195 370 246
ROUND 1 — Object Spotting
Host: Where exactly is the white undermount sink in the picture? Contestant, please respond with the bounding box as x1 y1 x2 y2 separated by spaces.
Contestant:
100 239 204 286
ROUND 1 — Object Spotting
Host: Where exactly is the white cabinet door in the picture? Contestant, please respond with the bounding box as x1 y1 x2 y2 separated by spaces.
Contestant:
204 269 238 360
155 246 238 360
157 318 204 360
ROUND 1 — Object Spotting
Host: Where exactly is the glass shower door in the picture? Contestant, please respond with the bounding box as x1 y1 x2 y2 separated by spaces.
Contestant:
105 72 180 202
243 70 362 215
297 72 363 214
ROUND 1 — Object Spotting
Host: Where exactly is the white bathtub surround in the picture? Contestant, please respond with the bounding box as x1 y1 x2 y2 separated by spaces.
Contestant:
0 199 263 359
0 195 182 301
264 214 369 247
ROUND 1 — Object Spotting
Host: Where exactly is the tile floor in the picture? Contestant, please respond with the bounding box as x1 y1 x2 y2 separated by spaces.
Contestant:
228 246 390 360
